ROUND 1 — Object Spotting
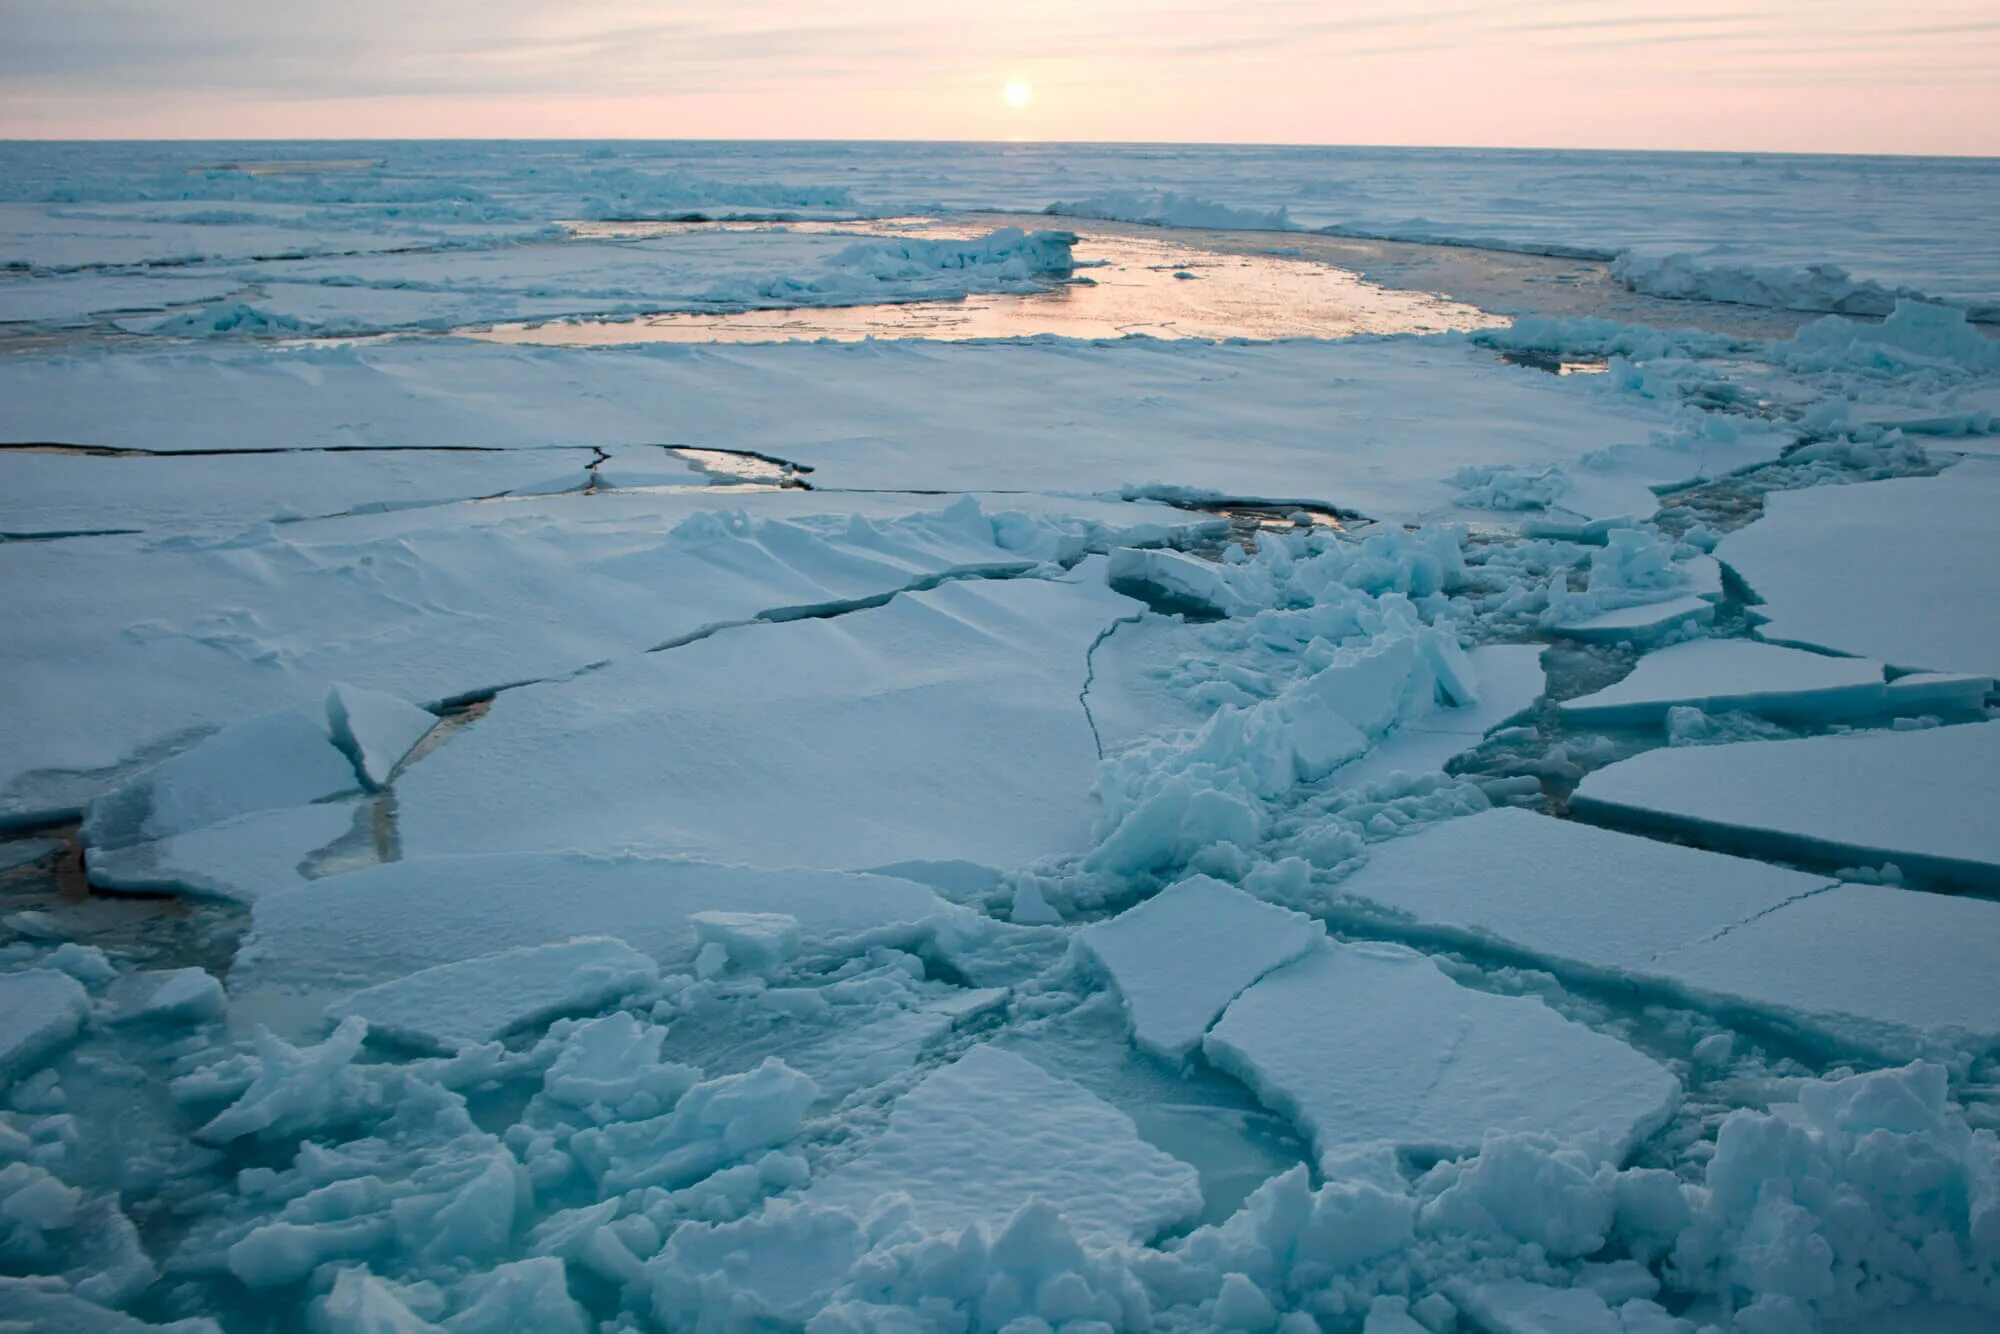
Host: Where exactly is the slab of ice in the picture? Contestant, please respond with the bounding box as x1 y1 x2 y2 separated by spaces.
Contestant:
0 337 1706 526
1648 884 2000 1055
1204 941 1679 1168
1 493 1194 823
324 684 435 789
395 572 1150 872
805 1044 1203 1245
1718 460 2000 676
1322 644 1546 792
1078 876 1323 1060
0 447 597 538
1572 721 2000 893
237 853 973 999
0 970 90 1082
87 801 355 902
325 937 659 1052
1559 639 1891 726
1553 595 1714 644
1107 546 1250 617
1329 808 1832 974
1886 672 1993 713
81 708 358 850
1333 808 2000 1057
107 967 226 1027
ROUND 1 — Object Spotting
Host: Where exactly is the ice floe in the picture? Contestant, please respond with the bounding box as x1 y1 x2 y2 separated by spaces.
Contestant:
1559 638 1916 727
1719 459 2000 676
1205 941 1680 1171
1573 720 2000 893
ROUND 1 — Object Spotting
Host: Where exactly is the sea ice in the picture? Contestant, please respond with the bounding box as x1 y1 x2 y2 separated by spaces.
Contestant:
1332 808 2000 1056
394 570 1154 872
1572 720 2000 892
1205 941 1679 1170
1558 639 1896 726
324 684 436 789
1717 459 2000 676
236 852 973 1002
806 1044 1204 1244
80 708 358 850
1078 876 1323 1060
87 801 356 902
0 971 90 1083
1551 594 1714 645
1320 643 1546 793
325 937 660 1052
106 968 226 1027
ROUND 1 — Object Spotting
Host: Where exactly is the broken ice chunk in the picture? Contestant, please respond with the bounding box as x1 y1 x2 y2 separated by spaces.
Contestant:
1333 808 2000 1058
1552 594 1714 645
82 708 359 851
690 911 802 976
1450 1279 1624 1334
1204 942 1679 1170
1572 720 2000 893
1558 639 1891 727
108 968 225 1027
0 971 90 1084
87 801 356 902
325 937 660 1053
324 683 437 789
806 1044 1203 1245
1078 876 1323 1061
1107 546 1249 617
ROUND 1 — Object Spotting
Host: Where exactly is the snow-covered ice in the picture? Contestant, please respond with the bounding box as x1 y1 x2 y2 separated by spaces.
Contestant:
1205 941 1680 1170
1718 459 2000 676
1573 720 2000 893
1558 638 1905 726
7 139 2000 1333
325 938 660 1053
805 1044 1204 1244
1078 876 1323 1060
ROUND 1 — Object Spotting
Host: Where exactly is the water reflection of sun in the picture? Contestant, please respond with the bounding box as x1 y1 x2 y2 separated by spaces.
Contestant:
1002 80 1032 109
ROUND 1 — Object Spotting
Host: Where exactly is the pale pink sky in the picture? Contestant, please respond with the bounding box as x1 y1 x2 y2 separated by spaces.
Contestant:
2 0 1996 154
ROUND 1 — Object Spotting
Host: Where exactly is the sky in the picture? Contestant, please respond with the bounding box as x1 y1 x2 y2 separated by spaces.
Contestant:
1 0 1995 155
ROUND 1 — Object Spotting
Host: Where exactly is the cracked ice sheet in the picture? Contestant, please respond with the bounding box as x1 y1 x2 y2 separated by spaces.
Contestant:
1205 940 1680 1171
802 1044 1203 1246
0 337 1736 526
1558 639 1896 727
0 447 603 537
1572 720 2000 894
1079 876 1324 1061
1332 809 2000 1059
0 493 1200 823
1718 459 2000 677
232 853 980 1036
395 567 1163 873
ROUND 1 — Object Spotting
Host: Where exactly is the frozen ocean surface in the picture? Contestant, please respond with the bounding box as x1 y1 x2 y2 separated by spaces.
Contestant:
2 140 1999 1333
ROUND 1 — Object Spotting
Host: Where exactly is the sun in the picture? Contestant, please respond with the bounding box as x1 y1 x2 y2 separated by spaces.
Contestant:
1002 80 1032 110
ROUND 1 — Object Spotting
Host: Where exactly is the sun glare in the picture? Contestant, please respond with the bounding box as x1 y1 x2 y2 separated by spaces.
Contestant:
1002 80 1032 109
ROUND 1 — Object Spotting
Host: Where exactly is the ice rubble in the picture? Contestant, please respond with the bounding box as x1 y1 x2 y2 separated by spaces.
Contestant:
1078 876 1323 1061
1573 720 2000 894
1717 459 2000 677
1206 941 1680 1171
1327 808 2000 1057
